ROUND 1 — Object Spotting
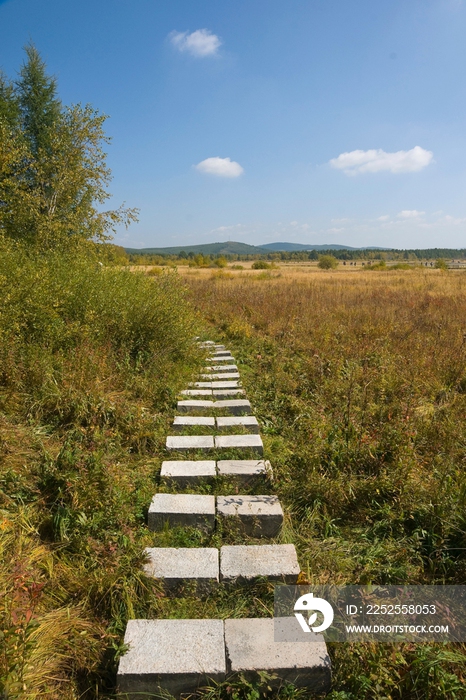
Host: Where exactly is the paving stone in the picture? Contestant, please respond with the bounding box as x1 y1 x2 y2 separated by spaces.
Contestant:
208 355 235 362
215 434 263 455
117 619 226 698
189 381 213 388
160 460 216 487
217 495 283 537
213 400 252 415
213 344 226 349
216 416 260 434
200 372 241 380
217 459 273 485
224 618 331 691
193 381 240 389
198 340 215 346
213 389 245 399
166 435 214 452
204 364 238 373
172 416 215 431
220 544 300 583
143 547 219 592
148 493 215 532
180 389 213 396
177 400 215 413
212 350 231 357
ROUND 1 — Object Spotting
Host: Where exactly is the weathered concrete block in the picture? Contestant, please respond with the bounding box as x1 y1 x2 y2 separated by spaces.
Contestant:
211 350 231 357
117 619 226 699
217 495 283 537
200 372 240 380
148 493 215 532
214 400 252 415
177 400 215 413
160 460 216 487
143 547 219 592
220 544 300 583
215 434 263 455
180 389 213 397
213 344 226 350
216 416 259 434
217 459 273 485
189 381 213 388
211 381 240 389
198 340 215 346
212 389 245 399
172 416 215 432
224 618 331 692
208 355 235 362
204 364 238 373
166 435 214 452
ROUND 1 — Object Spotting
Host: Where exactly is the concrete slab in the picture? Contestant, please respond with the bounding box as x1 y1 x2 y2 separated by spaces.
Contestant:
196 381 240 389
211 351 231 357
217 459 273 485
216 416 260 434
204 365 238 373
117 619 226 698
215 435 263 455
189 382 213 388
208 355 235 362
213 344 226 350
143 547 219 592
213 400 252 415
166 435 214 452
200 373 241 380
217 495 283 537
160 460 216 487
177 400 215 413
180 389 213 397
220 544 300 583
148 493 215 532
224 618 331 692
198 340 215 346
172 416 215 431
213 389 245 399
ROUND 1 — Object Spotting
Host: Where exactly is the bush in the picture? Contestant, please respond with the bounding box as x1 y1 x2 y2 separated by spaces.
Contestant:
318 254 339 269
435 258 448 270
252 260 272 269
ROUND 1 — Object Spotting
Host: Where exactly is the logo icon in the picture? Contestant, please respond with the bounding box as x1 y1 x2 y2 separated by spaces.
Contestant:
294 593 334 633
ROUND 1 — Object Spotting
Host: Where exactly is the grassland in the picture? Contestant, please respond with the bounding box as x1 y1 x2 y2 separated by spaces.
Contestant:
185 266 466 699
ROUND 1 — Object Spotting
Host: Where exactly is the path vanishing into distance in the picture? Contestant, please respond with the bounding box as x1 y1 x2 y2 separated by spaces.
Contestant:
117 341 332 698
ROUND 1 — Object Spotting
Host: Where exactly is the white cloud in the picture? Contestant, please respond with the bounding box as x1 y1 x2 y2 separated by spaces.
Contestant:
397 210 425 218
329 146 433 175
195 157 244 178
170 29 221 57
377 215 390 222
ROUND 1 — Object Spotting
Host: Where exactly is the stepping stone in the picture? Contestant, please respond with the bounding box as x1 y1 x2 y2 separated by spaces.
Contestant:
208 355 235 362
216 416 259 434
177 400 215 413
224 618 331 691
213 344 226 350
217 495 283 538
117 619 226 698
143 547 219 593
211 351 231 357
198 340 215 346
220 544 300 583
160 460 216 487
180 389 213 396
204 364 238 373
192 381 240 389
166 435 214 452
148 494 215 532
214 400 252 415
215 435 263 455
172 416 215 431
213 389 245 399
189 382 213 388
217 459 273 485
200 372 240 380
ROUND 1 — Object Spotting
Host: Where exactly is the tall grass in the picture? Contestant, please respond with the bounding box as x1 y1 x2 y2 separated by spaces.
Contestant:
0 241 202 699
186 270 466 699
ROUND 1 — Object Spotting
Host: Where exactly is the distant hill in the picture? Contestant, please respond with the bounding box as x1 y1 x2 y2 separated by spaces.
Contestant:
260 242 389 252
124 241 261 256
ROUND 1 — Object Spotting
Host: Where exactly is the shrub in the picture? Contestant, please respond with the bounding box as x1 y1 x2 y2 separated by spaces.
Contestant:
252 260 271 269
318 254 339 269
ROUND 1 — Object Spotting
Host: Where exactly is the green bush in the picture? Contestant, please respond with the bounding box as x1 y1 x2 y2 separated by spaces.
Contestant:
252 260 271 269
318 254 339 269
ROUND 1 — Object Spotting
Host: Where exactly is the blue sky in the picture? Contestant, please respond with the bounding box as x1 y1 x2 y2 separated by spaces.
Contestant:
1 0 465 249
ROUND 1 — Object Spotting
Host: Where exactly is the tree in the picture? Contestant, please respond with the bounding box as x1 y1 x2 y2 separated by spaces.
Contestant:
318 254 338 270
0 44 138 250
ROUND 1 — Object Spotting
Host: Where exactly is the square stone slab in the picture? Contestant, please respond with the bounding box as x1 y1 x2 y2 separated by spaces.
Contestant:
143 547 219 592
214 400 252 416
216 416 260 434
208 355 235 362
213 389 245 399
200 372 241 380
217 495 283 538
166 435 214 452
211 351 231 357
204 365 238 373
160 460 216 487
224 618 331 692
220 544 300 583
177 400 215 413
215 435 263 455
148 493 215 532
172 416 215 432
180 389 213 396
117 619 226 698
217 460 273 485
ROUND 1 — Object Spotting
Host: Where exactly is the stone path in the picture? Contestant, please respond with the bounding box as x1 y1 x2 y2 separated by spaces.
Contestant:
117 340 331 698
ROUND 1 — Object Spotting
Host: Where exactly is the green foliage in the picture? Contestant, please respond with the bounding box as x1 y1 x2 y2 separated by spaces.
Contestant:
252 260 272 269
318 254 339 269
435 258 448 270
0 44 138 251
